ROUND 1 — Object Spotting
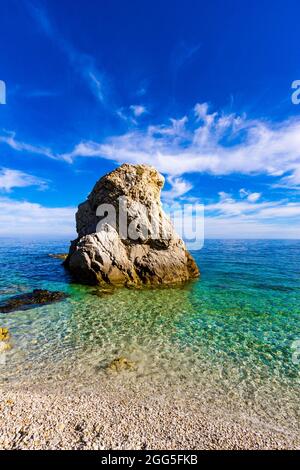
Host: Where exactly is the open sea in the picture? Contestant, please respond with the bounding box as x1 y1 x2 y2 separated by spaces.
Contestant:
0 239 299 434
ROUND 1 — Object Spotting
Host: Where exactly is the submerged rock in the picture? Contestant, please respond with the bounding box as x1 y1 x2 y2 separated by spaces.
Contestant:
107 356 136 372
90 287 115 297
64 164 199 286
0 289 68 313
0 327 12 352
0 327 10 341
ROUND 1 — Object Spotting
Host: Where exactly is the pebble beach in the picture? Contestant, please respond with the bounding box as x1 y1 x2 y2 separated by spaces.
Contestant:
1 378 299 450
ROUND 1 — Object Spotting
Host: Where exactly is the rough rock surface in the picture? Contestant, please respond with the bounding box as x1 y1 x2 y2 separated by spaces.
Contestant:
48 253 68 260
65 164 199 286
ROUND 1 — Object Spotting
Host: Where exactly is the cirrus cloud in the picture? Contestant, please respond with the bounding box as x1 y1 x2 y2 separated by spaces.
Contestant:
0 197 76 236
59 102 300 189
0 168 48 192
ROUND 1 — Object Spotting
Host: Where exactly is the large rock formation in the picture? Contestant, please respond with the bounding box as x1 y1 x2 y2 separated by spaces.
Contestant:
64 164 199 286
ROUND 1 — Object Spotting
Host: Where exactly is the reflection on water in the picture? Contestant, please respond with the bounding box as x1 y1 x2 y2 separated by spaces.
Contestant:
0 239 299 433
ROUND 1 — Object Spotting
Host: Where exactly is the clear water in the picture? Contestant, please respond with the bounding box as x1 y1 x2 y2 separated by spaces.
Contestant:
0 239 299 432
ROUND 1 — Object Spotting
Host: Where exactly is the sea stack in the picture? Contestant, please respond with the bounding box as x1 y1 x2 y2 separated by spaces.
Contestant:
65 164 199 286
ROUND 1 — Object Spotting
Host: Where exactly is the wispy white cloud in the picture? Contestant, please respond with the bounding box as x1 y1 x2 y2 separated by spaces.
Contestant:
247 192 261 203
0 193 298 238
116 104 147 124
239 188 261 202
0 197 76 235
203 191 300 238
0 168 48 192
239 188 248 198
129 105 147 117
116 108 130 122
27 2 106 104
60 102 300 190
162 191 300 241
5 99 300 193
2 97 300 238
204 217 300 239
162 176 192 202
0 131 55 159
205 193 284 218
180 192 300 240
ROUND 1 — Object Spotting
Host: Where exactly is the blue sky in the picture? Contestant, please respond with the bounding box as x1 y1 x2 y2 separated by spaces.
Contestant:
1 0 300 238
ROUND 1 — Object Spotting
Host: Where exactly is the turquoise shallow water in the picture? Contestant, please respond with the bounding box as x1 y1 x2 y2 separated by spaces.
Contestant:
0 239 299 430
